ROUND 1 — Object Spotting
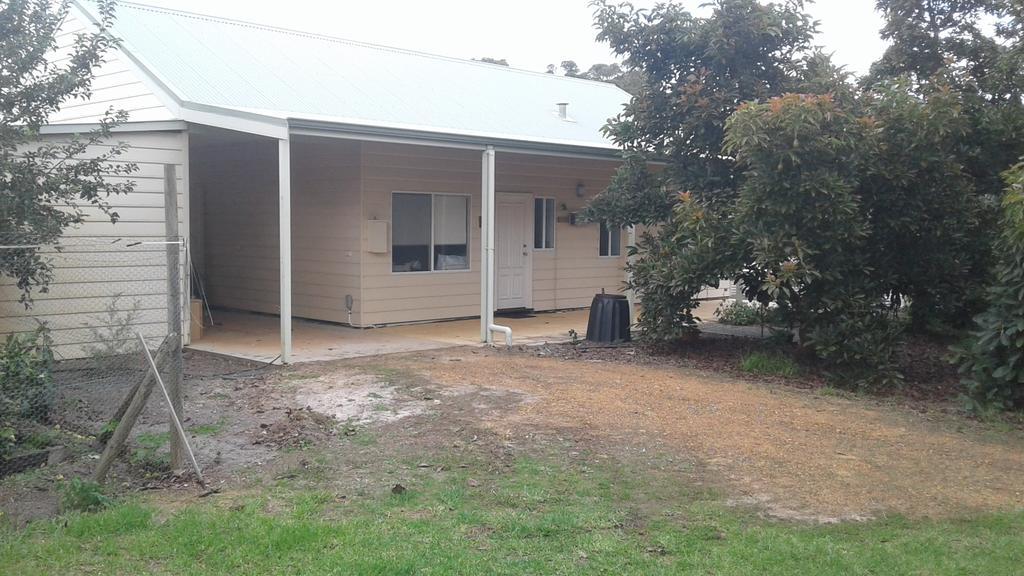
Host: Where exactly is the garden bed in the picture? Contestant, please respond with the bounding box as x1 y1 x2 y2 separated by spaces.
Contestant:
504 331 973 408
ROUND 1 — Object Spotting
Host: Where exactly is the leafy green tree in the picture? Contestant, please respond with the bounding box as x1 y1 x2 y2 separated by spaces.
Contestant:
868 0 1023 328
1 0 135 304
474 57 509 66
954 163 1024 410
993 1 1024 95
859 80 989 330
585 0 818 227
558 60 581 77
584 0 822 334
872 2 1021 195
871 0 1000 85
626 192 741 340
548 59 644 94
724 94 904 384
586 0 1006 386
725 94 868 325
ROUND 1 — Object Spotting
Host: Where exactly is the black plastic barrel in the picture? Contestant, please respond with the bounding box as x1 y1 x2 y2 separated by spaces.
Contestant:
586 294 632 343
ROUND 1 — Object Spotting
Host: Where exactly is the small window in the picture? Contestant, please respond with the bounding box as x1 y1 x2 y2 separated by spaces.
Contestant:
392 192 469 272
533 197 555 250
599 221 621 257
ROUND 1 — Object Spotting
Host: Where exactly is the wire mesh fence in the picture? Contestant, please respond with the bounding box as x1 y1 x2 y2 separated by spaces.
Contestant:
0 234 186 480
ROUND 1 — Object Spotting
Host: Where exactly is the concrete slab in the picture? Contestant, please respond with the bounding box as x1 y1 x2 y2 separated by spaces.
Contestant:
386 308 592 346
186 308 594 364
188 300 736 364
187 310 456 364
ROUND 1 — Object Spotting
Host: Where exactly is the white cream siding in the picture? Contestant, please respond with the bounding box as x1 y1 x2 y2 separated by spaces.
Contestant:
496 153 625 312
291 138 362 324
48 11 176 125
193 138 279 316
191 138 624 328
359 143 483 325
0 9 188 358
358 142 624 326
193 136 363 325
0 131 189 359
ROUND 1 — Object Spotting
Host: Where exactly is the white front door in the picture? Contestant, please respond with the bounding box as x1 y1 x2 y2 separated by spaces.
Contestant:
495 193 532 310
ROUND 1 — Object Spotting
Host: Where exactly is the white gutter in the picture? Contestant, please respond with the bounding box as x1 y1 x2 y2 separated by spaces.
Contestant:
40 120 188 134
288 122 623 160
480 146 512 346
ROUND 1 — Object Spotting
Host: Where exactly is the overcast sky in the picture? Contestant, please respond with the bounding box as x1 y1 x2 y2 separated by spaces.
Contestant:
134 0 889 76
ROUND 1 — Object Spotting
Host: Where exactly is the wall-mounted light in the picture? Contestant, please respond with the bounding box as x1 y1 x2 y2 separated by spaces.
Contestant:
575 182 586 198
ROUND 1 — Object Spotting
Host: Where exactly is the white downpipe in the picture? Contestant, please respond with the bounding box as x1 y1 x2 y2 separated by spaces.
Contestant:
481 146 512 346
625 225 637 325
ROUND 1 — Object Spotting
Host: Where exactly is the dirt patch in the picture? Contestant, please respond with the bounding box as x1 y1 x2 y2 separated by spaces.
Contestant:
296 373 441 425
1 349 530 526
252 407 339 449
0 350 281 526
6 342 1022 528
244 357 534 507
384 347 1024 522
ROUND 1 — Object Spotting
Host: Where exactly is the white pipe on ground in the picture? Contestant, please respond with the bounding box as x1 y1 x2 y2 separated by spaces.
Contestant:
481 146 512 346
489 323 513 347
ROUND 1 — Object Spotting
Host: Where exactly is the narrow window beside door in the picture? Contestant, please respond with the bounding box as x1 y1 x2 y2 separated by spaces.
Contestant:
533 197 555 250
392 192 470 272
599 221 621 257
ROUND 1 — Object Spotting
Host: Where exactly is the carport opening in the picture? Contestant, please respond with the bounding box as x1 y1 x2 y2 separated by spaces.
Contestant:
187 126 287 360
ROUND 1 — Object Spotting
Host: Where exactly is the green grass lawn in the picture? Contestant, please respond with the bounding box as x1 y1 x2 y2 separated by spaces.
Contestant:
2 452 1022 575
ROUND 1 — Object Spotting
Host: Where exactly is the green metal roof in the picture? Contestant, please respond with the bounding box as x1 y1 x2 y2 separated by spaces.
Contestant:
76 1 631 151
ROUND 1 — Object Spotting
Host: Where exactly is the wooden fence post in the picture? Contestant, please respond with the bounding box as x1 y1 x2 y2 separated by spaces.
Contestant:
93 336 174 483
165 164 185 472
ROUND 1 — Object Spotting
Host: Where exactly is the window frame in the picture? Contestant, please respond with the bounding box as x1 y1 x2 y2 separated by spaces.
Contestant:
533 196 556 251
599 220 622 258
390 191 472 275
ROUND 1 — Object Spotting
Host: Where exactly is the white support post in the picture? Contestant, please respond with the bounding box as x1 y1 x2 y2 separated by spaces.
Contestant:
279 138 292 363
480 149 490 343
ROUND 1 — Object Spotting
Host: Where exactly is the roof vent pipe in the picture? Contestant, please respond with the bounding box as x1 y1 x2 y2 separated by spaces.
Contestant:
556 102 569 119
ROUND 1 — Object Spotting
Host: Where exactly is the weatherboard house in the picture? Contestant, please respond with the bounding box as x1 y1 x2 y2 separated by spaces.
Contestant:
7 1 659 362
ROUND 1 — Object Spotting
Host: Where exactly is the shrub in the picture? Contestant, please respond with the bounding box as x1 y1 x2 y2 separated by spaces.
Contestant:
714 299 783 326
628 193 739 342
0 426 15 460
83 293 143 359
60 478 112 513
715 299 758 326
804 295 904 389
0 326 55 456
740 352 801 378
954 163 1024 410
